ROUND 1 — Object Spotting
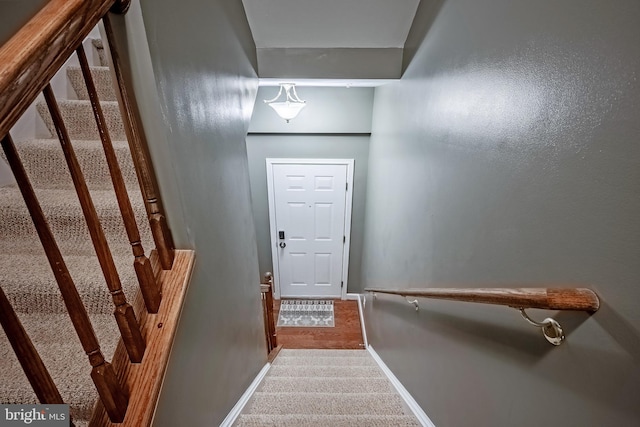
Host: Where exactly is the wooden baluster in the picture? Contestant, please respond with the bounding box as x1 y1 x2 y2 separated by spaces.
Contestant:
42 85 145 363
1 133 128 423
0 286 64 404
102 14 175 270
76 45 161 314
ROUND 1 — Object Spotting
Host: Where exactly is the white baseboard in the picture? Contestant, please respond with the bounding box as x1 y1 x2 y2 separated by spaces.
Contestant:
368 346 436 427
219 362 271 427
345 293 360 301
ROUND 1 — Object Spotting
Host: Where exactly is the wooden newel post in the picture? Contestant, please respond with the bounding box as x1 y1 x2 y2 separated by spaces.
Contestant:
102 14 175 270
261 272 277 353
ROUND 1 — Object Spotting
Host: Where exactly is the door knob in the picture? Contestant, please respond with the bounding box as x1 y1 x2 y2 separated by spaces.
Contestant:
279 242 286 249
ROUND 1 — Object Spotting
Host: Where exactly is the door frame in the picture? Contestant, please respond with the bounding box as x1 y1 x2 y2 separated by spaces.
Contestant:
266 158 355 300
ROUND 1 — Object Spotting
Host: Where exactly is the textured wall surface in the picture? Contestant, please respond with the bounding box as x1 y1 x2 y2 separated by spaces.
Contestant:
363 0 640 426
246 134 370 292
128 0 265 425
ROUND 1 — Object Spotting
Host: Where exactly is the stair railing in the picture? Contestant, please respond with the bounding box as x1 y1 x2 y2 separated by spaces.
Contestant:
0 0 180 423
1 132 129 421
365 287 600 345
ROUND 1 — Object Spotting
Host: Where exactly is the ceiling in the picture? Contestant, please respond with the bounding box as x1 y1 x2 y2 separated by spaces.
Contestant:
242 0 421 82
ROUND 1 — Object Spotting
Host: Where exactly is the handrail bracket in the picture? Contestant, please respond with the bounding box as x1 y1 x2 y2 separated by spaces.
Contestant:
406 298 420 311
518 308 564 346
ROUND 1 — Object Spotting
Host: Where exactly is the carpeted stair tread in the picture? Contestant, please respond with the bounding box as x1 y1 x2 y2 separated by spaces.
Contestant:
267 365 385 379
238 350 421 425
0 186 149 250
245 392 408 416
0 237 141 260
272 355 377 367
3 138 139 190
0 313 120 422
278 349 369 357
36 99 125 140
259 377 396 394
67 65 116 101
235 414 421 427
0 254 140 314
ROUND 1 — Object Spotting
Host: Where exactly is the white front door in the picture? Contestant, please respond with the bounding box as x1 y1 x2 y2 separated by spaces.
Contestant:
267 160 353 298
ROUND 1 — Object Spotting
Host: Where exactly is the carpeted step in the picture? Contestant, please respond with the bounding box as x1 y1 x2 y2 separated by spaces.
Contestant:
278 349 370 358
259 376 396 394
0 254 140 315
235 414 421 427
2 139 139 190
67 65 117 102
267 364 385 379
272 355 377 367
36 100 125 141
237 349 421 425
0 312 121 424
0 187 149 254
245 392 408 416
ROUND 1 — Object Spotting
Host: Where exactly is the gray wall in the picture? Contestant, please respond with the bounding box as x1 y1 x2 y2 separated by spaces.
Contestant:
0 0 47 46
363 0 640 426
116 1 265 425
246 134 369 293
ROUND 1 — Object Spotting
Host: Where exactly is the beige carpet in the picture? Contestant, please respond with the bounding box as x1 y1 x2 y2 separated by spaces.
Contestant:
0 38 149 425
235 349 421 426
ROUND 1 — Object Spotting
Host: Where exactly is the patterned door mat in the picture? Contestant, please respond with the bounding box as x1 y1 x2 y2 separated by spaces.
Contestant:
277 300 335 327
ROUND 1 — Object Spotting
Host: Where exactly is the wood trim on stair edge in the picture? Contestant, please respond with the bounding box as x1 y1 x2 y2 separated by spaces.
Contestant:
89 249 195 427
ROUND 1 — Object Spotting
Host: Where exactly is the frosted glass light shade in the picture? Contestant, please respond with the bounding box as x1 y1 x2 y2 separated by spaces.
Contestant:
264 83 307 123
268 101 307 121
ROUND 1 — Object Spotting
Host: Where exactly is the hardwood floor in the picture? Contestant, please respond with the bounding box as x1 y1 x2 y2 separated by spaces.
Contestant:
273 299 364 349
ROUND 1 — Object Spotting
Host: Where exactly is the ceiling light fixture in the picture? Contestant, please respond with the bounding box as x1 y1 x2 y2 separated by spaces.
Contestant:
264 83 306 123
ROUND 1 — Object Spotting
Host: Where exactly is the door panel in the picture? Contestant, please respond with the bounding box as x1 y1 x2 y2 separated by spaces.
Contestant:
272 163 347 297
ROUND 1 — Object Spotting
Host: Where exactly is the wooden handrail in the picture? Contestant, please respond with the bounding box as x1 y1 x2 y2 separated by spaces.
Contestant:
365 287 600 346
0 0 111 139
0 0 131 137
364 287 600 312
